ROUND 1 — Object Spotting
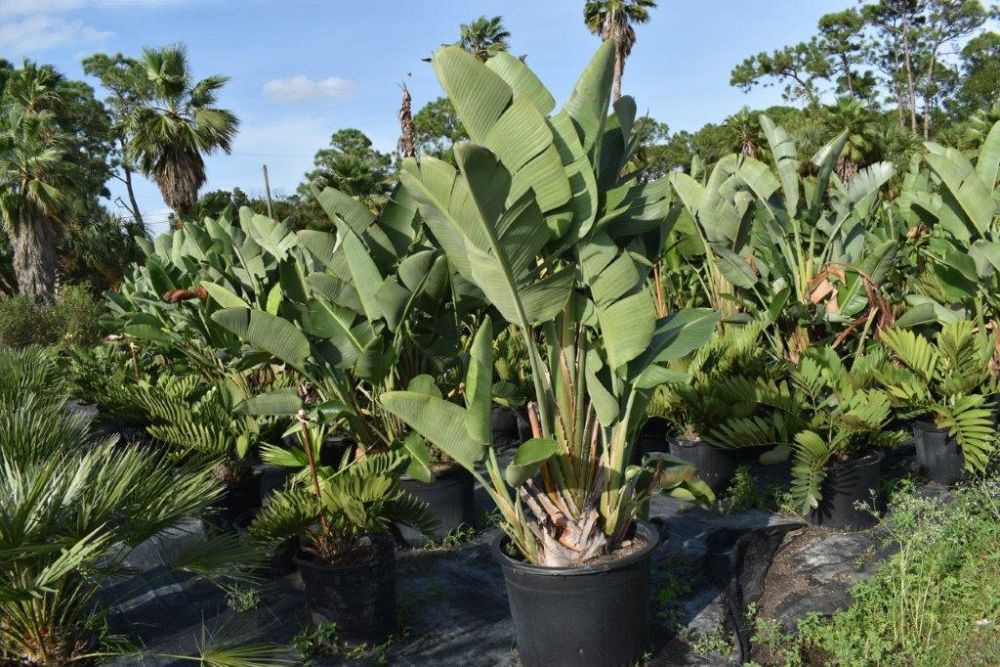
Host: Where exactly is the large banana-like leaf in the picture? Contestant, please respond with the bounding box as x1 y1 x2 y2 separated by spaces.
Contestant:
211 307 311 369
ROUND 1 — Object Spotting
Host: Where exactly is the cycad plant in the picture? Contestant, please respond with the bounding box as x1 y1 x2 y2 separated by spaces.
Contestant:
650 322 770 442
379 43 718 568
714 346 905 515
879 321 998 473
249 422 435 564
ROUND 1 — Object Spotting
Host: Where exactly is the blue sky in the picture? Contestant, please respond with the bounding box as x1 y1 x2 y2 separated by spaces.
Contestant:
0 0 851 231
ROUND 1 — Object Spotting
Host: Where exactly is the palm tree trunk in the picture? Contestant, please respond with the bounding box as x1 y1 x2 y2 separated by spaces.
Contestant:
612 42 625 102
124 165 144 227
12 214 58 304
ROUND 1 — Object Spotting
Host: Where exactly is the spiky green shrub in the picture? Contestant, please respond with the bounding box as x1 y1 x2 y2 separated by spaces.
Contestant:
0 346 66 408
879 321 999 473
712 346 906 514
0 392 268 664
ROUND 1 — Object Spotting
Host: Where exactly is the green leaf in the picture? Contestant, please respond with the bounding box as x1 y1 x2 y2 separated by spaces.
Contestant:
464 319 493 444
380 391 486 470
504 437 559 486
236 388 303 415
201 282 248 309
211 307 311 369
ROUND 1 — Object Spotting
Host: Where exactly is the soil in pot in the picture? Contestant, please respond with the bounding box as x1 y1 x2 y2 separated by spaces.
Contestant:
295 535 397 643
912 421 968 485
202 471 261 533
668 438 736 493
399 465 475 545
494 522 659 667
807 451 884 530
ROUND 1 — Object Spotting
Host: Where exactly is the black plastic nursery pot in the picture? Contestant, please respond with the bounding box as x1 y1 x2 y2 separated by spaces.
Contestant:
401 465 476 539
807 451 884 530
493 522 659 667
629 417 671 466
202 471 261 533
668 438 737 493
912 421 967 485
295 535 397 643
491 405 520 446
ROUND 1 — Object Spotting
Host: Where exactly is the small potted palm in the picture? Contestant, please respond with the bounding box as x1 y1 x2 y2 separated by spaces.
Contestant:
646 323 770 491
380 43 718 666
880 321 998 484
249 412 435 642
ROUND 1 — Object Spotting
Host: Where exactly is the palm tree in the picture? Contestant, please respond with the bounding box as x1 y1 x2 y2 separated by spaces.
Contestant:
0 109 69 303
583 0 657 101
823 97 881 182
127 45 238 218
458 15 511 62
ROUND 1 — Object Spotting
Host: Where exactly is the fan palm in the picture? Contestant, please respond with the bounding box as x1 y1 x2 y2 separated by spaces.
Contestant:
823 97 881 182
458 15 511 62
583 0 657 100
126 45 238 218
0 108 70 302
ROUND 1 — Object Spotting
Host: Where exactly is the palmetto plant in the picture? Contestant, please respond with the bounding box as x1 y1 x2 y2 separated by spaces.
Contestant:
0 390 275 665
377 43 718 567
249 431 434 564
458 15 512 62
879 321 998 473
126 45 238 217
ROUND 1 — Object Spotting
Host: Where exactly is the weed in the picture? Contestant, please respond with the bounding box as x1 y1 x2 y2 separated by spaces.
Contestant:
292 621 394 665
423 523 478 550
225 584 261 612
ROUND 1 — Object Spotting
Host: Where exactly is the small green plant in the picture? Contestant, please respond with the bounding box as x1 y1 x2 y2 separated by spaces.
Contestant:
690 627 733 658
718 466 776 513
423 523 478 550
292 622 392 665
226 583 261 612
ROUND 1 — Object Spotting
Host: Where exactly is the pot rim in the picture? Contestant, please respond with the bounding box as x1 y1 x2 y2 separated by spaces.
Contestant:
830 449 885 470
491 521 660 577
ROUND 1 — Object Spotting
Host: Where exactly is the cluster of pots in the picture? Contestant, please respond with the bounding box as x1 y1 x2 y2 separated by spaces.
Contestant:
199 411 970 666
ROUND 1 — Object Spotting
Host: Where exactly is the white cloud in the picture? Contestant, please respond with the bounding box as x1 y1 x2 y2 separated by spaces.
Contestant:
0 0 181 14
261 75 355 104
0 15 110 53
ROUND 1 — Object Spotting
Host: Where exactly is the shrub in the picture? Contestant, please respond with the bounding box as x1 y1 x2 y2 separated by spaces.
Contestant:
53 283 103 347
0 295 60 349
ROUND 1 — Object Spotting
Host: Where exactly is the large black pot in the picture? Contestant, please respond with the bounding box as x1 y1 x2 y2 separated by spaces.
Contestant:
629 417 671 466
808 451 884 530
202 471 261 533
912 421 967 485
401 466 475 540
668 438 737 493
494 522 659 667
491 406 520 447
295 535 397 643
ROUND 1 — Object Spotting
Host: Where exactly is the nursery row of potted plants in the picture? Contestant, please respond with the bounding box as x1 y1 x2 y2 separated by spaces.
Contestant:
83 37 1000 667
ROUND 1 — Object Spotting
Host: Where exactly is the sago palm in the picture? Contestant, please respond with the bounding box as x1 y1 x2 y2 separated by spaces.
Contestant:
458 15 511 62
583 0 657 100
127 45 238 217
0 109 70 302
